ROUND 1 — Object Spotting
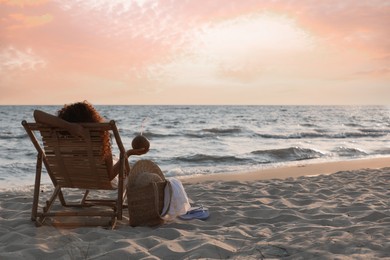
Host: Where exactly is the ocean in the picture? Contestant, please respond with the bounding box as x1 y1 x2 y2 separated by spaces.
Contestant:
1 105 389 190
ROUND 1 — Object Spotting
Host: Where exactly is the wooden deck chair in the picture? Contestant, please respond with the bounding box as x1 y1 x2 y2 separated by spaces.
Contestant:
22 120 127 229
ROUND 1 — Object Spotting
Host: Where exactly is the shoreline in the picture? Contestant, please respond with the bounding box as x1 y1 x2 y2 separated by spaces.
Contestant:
182 156 390 183
1 157 389 191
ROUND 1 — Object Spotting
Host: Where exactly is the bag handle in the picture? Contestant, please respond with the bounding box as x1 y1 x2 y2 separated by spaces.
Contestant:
153 181 172 218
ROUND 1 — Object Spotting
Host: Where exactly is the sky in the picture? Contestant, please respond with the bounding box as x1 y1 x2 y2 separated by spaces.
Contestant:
0 0 389 105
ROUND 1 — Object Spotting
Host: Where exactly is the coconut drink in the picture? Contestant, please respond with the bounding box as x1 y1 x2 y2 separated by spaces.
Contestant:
131 134 150 150
132 117 150 150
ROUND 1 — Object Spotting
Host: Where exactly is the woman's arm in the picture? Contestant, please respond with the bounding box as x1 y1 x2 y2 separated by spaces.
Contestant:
33 110 86 138
109 148 149 180
126 147 149 158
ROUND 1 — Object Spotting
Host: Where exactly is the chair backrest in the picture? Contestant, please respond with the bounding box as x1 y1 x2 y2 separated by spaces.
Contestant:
22 121 126 190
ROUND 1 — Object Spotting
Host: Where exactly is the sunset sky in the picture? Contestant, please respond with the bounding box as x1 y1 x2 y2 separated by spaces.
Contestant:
0 0 389 105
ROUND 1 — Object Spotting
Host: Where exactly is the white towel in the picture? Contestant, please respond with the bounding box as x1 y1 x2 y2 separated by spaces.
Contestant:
162 177 191 220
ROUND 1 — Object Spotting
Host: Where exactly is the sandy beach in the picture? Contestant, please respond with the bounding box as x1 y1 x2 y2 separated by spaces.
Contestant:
1 158 389 259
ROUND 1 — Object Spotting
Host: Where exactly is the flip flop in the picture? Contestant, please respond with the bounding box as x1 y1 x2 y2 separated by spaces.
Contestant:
179 206 209 220
187 205 209 213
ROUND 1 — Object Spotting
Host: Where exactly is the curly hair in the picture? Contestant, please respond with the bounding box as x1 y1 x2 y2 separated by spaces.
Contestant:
57 101 111 161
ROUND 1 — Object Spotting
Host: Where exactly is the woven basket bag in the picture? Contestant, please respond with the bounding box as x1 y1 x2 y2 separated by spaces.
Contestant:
127 160 171 227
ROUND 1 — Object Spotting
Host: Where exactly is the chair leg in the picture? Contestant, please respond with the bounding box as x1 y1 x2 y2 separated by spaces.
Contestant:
43 186 61 212
81 190 90 205
58 189 67 206
31 153 43 221
116 154 125 220
39 186 60 224
117 193 123 220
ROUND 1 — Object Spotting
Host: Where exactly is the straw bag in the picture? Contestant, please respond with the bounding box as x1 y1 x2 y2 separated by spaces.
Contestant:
127 160 171 227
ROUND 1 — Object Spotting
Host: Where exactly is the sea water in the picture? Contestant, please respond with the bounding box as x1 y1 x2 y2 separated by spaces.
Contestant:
1 105 389 190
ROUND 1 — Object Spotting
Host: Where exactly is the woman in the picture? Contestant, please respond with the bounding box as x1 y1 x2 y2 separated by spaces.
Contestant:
33 101 148 180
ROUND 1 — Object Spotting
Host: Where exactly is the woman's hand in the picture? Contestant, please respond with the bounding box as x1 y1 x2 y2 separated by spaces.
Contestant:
126 147 149 157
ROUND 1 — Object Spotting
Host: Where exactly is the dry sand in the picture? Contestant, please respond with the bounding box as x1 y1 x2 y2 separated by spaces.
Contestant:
0 158 389 259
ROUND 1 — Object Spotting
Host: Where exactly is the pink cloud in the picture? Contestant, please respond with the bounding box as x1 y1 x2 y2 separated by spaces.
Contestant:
355 68 390 78
277 1 390 55
6 13 53 29
0 0 49 7
0 46 47 71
